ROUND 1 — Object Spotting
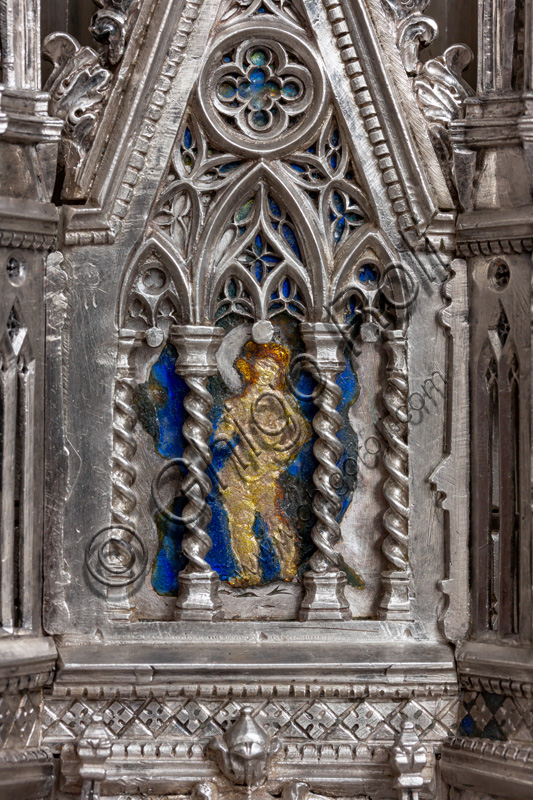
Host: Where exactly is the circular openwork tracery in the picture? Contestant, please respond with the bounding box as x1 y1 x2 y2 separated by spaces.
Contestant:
198 25 327 157
214 41 313 136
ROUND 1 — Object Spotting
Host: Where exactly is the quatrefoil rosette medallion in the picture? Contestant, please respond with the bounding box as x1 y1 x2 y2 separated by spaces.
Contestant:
215 41 312 137
197 24 327 157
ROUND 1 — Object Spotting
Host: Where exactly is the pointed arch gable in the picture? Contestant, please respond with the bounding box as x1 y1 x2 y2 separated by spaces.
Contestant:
1 297 31 361
118 235 192 329
329 226 419 327
193 162 327 323
209 263 262 323
312 0 454 232
331 226 399 300
58 0 457 255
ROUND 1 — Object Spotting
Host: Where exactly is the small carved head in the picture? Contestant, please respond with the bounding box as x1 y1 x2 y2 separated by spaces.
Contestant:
208 706 281 787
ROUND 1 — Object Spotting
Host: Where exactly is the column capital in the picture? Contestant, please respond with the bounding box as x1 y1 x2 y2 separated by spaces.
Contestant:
117 328 143 346
170 325 224 378
382 328 406 344
299 322 348 373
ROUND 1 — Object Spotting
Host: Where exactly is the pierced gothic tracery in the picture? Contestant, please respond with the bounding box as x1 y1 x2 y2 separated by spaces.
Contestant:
281 111 368 253
149 0 373 309
120 0 411 621
150 103 372 324
212 184 310 322
213 42 313 136
198 26 327 157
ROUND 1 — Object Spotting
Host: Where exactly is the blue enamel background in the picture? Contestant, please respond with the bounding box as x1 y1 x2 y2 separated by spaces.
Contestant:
135 323 362 596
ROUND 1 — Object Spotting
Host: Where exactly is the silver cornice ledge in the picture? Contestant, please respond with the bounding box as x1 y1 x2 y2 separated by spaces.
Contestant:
0 639 58 799
441 642 533 800
50 640 456 797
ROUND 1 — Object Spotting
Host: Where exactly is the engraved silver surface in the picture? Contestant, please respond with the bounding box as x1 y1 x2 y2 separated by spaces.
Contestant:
1 1 532 800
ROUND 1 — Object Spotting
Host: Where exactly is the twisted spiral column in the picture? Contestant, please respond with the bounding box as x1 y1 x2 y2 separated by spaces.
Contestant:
309 376 344 573
108 330 142 620
379 329 412 620
112 332 141 529
171 325 224 621
299 323 351 621
181 376 215 572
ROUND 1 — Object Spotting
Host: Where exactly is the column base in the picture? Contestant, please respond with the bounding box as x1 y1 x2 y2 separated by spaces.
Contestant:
299 570 351 621
106 586 132 621
379 570 412 620
175 570 223 621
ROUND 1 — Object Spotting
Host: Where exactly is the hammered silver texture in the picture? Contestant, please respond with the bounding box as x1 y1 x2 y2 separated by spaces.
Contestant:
1 2 532 800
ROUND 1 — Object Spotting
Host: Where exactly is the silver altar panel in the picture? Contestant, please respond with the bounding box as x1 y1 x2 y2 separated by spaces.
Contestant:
0 1 531 799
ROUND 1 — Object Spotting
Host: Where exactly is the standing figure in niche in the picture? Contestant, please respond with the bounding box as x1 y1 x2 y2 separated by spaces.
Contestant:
216 341 312 587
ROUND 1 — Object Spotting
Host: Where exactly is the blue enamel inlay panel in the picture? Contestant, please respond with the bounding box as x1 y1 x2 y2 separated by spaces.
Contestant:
134 343 188 595
141 320 361 596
